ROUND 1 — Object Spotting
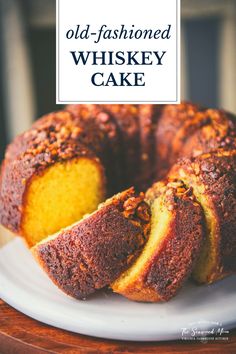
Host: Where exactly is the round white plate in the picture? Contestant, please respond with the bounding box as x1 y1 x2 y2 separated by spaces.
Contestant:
0 237 236 341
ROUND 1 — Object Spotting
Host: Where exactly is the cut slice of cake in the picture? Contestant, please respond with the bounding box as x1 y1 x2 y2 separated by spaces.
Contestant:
32 188 151 299
111 180 204 302
169 150 236 283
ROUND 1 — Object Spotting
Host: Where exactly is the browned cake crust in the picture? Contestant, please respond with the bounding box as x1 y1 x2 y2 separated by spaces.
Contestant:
155 102 200 178
169 150 236 282
0 111 106 235
32 109 108 163
66 104 123 193
137 105 163 189
5 110 105 163
112 181 204 302
102 104 140 188
179 109 236 159
155 104 236 179
32 188 151 299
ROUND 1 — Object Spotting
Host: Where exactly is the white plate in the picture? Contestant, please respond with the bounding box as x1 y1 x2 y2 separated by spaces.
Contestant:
0 237 236 341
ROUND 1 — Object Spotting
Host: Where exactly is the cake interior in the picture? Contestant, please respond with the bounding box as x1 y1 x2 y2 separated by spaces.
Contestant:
21 157 105 246
112 194 171 294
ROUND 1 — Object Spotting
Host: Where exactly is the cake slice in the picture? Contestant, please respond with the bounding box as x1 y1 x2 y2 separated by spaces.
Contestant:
169 150 236 283
111 180 204 302
32 188 151 299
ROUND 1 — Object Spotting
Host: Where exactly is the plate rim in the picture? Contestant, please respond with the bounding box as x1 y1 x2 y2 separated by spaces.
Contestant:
1 238 236 342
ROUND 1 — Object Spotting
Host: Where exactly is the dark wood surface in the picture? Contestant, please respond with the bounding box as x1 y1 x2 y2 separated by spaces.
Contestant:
0 299 236 353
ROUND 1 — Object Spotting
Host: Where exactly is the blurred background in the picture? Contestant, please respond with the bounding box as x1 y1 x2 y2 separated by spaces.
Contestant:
0 0 236 160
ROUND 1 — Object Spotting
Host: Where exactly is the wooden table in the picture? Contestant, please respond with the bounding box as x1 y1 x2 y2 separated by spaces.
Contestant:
0 299 236 353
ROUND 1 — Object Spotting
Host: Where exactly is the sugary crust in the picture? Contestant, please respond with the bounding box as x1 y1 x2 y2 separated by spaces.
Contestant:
32 188 151 299
179 109 236 159
5 110 104 163
32 110 108 161
112 182 204 302
155 105 236 179
169 150 236 282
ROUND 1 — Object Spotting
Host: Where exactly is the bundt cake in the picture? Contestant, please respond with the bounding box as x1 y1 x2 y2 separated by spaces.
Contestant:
169 150 236 284
111 180 204 302
32 188 151 299
0 102 236 302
